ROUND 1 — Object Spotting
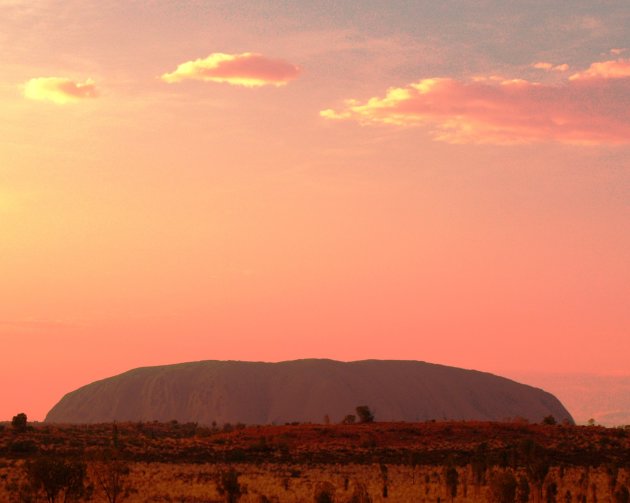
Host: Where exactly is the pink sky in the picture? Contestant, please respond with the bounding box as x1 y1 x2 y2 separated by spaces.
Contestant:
1 1 629 422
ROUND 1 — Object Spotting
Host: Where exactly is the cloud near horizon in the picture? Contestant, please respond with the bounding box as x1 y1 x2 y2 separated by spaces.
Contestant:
321 58 630 145
23 77 98 104
161 52 301 87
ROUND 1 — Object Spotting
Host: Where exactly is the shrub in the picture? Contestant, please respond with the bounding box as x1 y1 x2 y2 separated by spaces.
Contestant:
91 449 132 503
488 470 517 503
26 455 87 503
545 481 558 503
355 406 374 423
445 466 458 500
314 482 335 503
9 439 38 455
348 482 372 503
11 413 28 432
217 468 243 503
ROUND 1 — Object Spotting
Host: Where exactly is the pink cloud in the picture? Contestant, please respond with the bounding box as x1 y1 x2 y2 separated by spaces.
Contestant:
570 58 630 80
321 59 630 145
532 62 569 73
23 77 97 104
532 62 553 70
161 52 300 87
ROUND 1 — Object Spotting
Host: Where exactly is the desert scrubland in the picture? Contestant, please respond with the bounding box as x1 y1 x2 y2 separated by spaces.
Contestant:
1 420 629 502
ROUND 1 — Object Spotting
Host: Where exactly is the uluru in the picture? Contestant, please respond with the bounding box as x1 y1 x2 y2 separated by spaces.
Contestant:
45 359 573 425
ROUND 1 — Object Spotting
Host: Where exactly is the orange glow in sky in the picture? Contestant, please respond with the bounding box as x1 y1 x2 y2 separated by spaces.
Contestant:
1 1 629 421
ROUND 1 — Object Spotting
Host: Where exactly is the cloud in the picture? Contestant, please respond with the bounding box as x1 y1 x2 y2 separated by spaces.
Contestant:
552 64 569 72
321 58 630 145
161 52 300 87
23 77 97 104
532 62 553 70
533 62 569 72
569 59 630 81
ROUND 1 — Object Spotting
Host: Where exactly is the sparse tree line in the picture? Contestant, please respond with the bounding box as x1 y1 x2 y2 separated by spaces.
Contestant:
3 412 630 502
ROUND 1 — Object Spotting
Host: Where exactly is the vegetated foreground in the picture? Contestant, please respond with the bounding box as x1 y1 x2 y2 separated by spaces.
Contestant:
2 420 629 502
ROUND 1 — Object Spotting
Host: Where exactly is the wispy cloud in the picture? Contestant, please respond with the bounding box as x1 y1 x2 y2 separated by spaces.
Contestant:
23 76 97 104
161 52 300 88
532 62 569 72
321 58 630 145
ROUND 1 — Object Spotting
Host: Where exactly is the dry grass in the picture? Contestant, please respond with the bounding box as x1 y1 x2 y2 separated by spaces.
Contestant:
2 460 629 502
1 421 629 501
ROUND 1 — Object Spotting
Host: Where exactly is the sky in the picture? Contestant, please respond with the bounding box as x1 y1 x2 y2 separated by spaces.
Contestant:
1 0 629 423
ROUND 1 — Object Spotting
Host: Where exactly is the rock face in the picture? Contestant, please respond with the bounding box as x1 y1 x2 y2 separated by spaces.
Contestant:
45 359 573 424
